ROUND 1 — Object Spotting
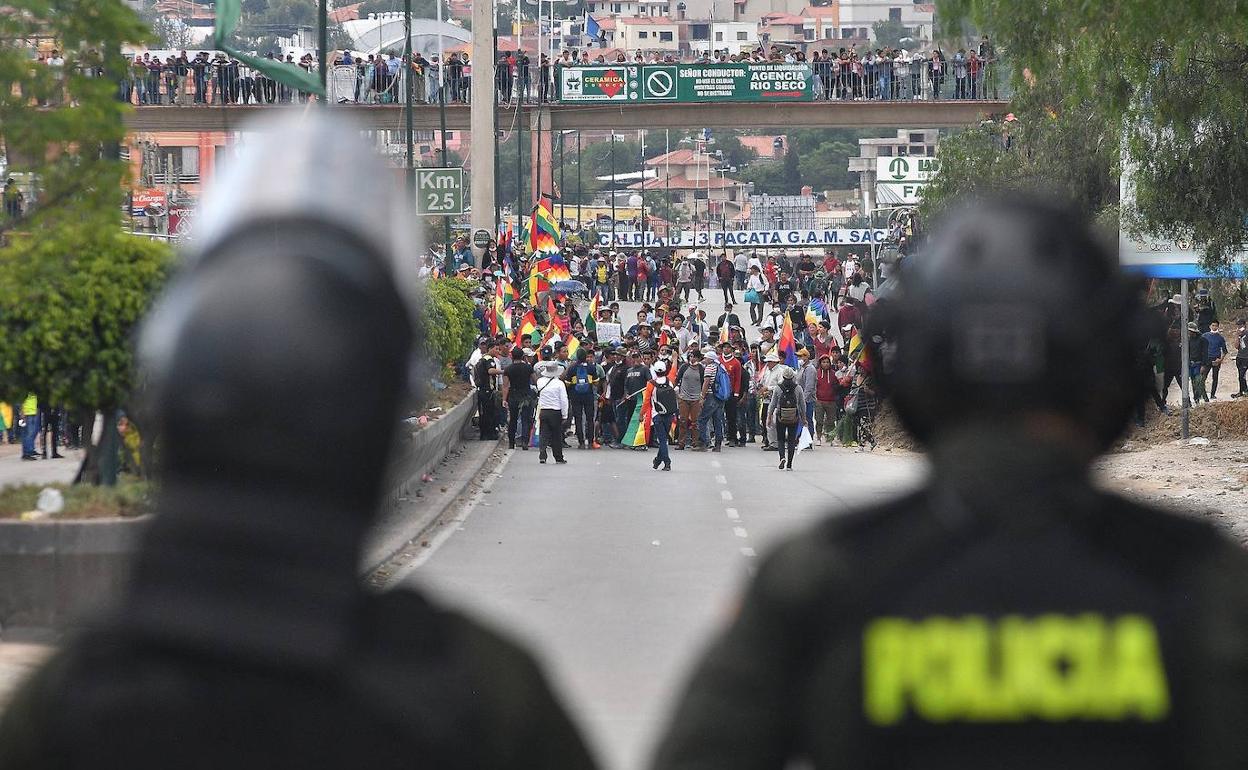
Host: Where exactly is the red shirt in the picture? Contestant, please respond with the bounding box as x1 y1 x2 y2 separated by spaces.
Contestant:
822 256 841 275
816 368 838 402
764 262 779 286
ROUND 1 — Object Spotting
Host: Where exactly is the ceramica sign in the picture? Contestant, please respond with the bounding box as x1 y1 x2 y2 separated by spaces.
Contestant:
558 66 639 102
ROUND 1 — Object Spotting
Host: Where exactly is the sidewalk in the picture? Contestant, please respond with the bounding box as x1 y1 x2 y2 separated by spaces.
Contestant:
0 441 83 489
0 641 52 711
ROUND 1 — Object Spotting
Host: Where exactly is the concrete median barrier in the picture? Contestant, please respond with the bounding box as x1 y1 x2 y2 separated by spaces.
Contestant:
0 392 481 635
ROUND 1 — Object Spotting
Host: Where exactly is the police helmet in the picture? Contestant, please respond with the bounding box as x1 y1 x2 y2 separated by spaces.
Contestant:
867 195 1157 451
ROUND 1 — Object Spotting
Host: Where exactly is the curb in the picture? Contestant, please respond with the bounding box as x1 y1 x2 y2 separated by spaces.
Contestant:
363 391 501 575
0 516 147 634
366 438 507 585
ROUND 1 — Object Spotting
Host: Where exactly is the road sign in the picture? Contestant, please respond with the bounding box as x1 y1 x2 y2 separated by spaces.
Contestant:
875 156 939 206
875 156 940 181
415 167 465 215
559 63 813 103
472 228 492 248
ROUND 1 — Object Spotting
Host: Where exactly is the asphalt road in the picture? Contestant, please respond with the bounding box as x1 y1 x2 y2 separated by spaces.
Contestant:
403 437 926 770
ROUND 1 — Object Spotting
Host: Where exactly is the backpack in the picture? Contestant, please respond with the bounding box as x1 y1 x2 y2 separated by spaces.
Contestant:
777 383 800 425
713 364 731 402
572 363 593 395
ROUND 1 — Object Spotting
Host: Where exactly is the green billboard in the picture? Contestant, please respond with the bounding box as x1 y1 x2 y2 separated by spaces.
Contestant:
557 66 639 102
557 63 813 103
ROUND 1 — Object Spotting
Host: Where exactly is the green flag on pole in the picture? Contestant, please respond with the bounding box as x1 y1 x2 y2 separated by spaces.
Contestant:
214 0 326 97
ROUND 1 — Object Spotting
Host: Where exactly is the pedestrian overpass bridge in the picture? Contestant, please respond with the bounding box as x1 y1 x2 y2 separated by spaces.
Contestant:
124 100 1009 133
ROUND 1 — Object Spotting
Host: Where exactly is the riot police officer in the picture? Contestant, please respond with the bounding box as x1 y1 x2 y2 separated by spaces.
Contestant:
652 197 1248 770
0 114 596 770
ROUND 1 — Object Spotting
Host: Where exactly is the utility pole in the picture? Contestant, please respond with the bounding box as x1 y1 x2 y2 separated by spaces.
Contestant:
610 132 616 251
576 131 582 229
318 0 328 100
404 0 414 200
471 0 497 262
436 0 452 274
493 5 501 235
1181 280 1191 439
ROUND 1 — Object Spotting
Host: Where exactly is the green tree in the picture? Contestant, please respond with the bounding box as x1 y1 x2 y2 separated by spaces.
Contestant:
919 84 1118 227
872 19 909 49
781 141 803 194
0 227 172 483
1 0 174 483
938 0 1248 268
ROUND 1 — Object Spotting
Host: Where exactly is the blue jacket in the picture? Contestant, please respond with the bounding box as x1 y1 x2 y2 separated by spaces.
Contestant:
1202 332 1228 362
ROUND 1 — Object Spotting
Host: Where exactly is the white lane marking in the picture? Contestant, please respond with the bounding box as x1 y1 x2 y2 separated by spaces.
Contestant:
720 490 733 501
733 527 749 538
710 460 722 468
740 546 757 557
725 508 740 521
714 474 727 485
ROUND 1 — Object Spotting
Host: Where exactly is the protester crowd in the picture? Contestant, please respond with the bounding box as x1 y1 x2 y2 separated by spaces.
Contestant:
458 244 882 472
104 33 996 107
504 35 1000 103
1150 288 1248 412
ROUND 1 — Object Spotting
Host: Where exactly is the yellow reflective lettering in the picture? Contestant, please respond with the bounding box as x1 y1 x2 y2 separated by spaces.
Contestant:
910 617 959 722
1112 615 1170 721
863 618 910 726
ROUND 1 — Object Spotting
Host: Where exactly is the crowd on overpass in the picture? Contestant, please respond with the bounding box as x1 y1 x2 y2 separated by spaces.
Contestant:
456 244 885 470
107 35 998 107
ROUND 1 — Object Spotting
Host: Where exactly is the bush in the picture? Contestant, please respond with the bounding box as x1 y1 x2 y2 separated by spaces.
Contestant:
0 478 153 519
422 277 479 375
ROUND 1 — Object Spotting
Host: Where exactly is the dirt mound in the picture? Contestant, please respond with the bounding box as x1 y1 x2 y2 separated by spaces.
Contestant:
1130 399 1248 445
872 402 920 451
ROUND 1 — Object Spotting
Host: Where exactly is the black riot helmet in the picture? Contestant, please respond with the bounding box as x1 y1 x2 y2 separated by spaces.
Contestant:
128 113 423 664
868 196 1156 452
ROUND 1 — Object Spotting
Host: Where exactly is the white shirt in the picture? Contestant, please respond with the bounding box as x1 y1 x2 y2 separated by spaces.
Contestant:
535 375 569 417
762 363 794 395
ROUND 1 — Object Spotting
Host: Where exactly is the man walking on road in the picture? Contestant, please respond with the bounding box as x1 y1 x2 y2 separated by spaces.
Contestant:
717 254 736 306
651 363 677 471
535 361 569 464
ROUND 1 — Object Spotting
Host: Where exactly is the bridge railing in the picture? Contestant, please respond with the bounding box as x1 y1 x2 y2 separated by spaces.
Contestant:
119 59 1006 108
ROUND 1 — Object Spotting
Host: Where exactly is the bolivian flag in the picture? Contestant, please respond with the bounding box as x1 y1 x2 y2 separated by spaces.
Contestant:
620 382 654 447
778 314 799 368
848 327 864 362
529 201 561 254
0 403 11 431
566 335 580 360
586 291 600 333
528 272 551 305
513 309 538 348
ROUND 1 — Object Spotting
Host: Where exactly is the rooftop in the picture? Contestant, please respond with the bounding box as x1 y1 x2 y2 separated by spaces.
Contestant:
645 148 719 166
629 173 740 190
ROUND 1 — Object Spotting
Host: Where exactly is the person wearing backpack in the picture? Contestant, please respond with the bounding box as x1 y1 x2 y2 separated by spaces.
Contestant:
562 348 603 449
766 368 806 470
696 350 729 452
